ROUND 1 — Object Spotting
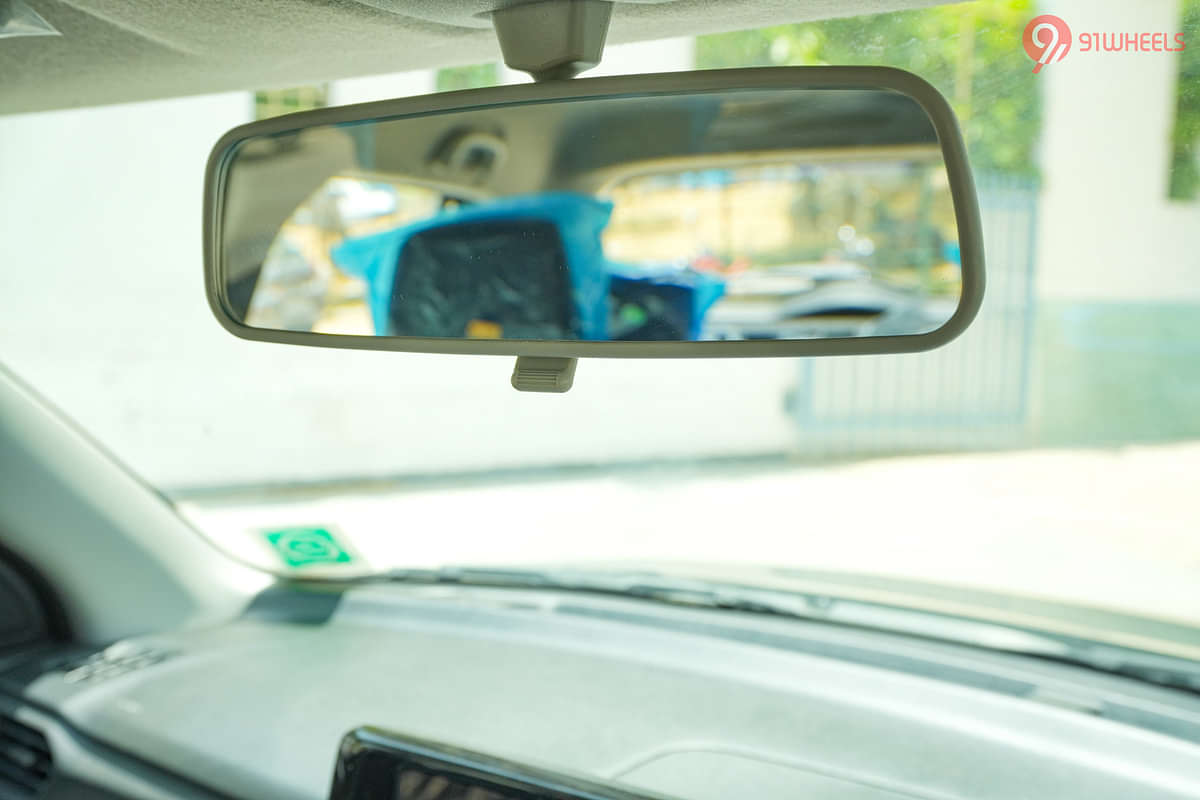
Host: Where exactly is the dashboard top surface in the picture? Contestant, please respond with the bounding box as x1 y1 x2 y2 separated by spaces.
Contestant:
5 582 1200 800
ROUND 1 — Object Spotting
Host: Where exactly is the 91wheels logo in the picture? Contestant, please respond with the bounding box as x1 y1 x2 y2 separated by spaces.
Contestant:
1022 14 1187 74
1024 15 1072 73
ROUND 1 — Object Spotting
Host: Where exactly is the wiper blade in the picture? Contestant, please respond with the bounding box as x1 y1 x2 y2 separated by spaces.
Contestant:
381 565 560 587
377 565 1072 651
374 565 1200 695
378 566 803 612
1007 636 1200 695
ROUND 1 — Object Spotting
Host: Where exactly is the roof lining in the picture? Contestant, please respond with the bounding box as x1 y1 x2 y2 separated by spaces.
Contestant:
1 0 951 115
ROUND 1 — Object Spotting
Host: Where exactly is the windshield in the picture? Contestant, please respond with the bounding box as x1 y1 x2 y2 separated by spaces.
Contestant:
3 1 1199 650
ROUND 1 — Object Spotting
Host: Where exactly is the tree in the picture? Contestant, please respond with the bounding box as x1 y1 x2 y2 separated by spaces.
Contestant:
1168 0 1200 201
696 1 1041 177
436 64 498 92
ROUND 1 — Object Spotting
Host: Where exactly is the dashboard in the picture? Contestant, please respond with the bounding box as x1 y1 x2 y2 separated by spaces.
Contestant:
4 581 1200 800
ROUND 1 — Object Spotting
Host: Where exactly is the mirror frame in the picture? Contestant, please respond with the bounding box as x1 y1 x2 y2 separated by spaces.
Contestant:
203 66 984 358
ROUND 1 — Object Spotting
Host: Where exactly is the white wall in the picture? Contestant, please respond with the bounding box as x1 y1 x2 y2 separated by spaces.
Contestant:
0 38 796 491
575 36 695 78
1037 0 1200 301
328 70 435 106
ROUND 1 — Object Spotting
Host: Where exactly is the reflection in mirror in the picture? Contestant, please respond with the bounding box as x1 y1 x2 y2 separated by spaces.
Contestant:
219 88 962 342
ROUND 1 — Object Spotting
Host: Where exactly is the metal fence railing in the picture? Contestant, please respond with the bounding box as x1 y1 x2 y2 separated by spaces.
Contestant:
788 173 1039 457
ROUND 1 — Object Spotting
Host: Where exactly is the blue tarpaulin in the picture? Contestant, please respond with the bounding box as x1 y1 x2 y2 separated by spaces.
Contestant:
332 192 612 339
607 263 725 340
331 191 725 341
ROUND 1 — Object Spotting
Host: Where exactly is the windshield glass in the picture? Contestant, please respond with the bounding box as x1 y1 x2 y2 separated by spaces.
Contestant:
3 1 1199 648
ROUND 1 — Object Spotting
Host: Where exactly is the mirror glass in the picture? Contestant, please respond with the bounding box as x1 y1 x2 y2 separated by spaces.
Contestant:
219 88 963 342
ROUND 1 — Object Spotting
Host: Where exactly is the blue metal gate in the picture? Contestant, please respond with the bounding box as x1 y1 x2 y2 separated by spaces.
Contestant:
788 173 1038 456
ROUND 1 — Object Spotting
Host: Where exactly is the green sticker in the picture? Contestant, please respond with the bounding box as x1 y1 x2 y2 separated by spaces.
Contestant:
263 526 353 568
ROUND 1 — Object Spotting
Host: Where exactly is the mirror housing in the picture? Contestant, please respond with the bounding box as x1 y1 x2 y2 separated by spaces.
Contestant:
204 67 984 362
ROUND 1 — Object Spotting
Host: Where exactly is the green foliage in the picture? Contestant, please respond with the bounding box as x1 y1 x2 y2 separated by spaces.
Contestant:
696 1 1041 176
253 86 328 121
436 63 498 92
1168 0 1200 201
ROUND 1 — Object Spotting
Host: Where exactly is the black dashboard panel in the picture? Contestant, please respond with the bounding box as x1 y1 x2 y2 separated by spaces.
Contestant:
331 728 669 800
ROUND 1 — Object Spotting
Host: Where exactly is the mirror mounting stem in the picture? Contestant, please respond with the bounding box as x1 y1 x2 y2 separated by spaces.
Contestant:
494 0 609 391
492 0 613 82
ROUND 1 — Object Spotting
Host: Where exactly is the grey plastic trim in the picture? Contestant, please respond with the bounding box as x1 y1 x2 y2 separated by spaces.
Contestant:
28 585 1200 800
203 66 984 359
0 364 269 644
0 697 232 800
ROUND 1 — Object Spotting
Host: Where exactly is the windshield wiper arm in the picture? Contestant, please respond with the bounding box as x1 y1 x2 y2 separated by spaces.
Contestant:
380 565 562 588
379 566 805 612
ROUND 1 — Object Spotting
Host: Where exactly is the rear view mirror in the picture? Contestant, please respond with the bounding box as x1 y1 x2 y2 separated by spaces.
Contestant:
204 67 982 360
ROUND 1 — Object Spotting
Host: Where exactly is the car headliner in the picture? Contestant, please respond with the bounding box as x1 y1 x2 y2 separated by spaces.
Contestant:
4 0 949 114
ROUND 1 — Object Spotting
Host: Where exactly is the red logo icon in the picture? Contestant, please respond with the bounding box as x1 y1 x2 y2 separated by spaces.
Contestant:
1023 15 1072 73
